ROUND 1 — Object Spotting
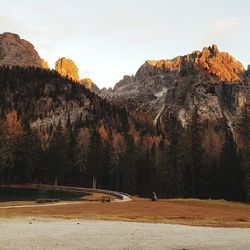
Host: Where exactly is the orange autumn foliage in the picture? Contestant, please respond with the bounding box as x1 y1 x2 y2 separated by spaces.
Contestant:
98 125 109 142
5 111 24 138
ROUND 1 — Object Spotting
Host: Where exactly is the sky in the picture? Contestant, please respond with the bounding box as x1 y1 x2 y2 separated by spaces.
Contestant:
0 0 250 88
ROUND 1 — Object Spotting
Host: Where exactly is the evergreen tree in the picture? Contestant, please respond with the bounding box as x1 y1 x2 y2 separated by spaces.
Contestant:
136 147 153 194
120 134 137 192
238 104 250 202
165 115 184 197
219 128 244 201
45 121 68 185
74 128 90 186
14 130 42 183
186 106 203 197
86 129 102 188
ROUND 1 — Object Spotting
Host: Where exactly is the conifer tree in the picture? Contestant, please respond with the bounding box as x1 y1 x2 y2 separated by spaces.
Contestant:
219 128 244 201
87 129 102 188
187 106 203 197
45 121 68 185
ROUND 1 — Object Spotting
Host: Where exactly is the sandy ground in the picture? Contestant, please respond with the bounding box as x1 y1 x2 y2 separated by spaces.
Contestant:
0 218 250 250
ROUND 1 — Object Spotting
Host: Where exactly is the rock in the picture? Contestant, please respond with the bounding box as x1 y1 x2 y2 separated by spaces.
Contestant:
0 32 45 68
80 78 100 93
196 45 244 82
55 57 79 82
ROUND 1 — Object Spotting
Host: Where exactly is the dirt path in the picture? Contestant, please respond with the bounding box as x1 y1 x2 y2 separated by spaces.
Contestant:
0 201 92 209
0 196 131 209
0 218 249 250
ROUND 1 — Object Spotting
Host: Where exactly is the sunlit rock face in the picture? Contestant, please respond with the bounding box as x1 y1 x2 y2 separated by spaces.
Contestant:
55 57 79 82
192 45 244 82
80 78 100 93
137 45 244 82
0 32 46 68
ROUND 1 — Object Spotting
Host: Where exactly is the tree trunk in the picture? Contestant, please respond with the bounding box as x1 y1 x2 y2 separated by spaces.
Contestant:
115 170 120 190
80 170 83 187
54 176 58 186
92 176 96 189
0 174 3 185
8 167 11 186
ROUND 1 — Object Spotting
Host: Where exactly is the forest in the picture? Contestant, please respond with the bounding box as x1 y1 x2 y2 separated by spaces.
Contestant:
0 66 249 202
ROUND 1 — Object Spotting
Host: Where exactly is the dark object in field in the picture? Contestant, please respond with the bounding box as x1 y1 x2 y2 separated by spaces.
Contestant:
102 196 111 202
36 199 61 203
151 192 157 201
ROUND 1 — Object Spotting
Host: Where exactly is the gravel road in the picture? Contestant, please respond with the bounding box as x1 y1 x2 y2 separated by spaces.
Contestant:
0 218 249 250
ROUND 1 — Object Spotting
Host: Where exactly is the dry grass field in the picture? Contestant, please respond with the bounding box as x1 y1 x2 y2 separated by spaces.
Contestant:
0 197 249 228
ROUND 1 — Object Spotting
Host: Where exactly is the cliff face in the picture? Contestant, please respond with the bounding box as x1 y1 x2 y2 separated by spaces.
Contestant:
55 57 79 82
0 32 47 68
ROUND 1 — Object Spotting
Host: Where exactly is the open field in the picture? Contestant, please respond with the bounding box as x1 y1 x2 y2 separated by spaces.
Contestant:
1 198 250 228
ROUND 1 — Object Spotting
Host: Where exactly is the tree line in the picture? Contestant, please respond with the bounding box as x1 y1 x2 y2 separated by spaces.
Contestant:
0 66 249 202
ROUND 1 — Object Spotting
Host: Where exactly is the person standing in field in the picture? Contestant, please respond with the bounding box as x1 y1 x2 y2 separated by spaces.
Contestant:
152 192 157 201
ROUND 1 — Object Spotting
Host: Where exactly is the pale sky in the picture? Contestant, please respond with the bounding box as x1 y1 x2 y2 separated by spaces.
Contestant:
0 0 249 88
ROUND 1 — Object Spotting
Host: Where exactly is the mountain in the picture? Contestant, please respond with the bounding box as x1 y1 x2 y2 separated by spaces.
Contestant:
101 45 250 153
0 32 48 69
102 45 246 112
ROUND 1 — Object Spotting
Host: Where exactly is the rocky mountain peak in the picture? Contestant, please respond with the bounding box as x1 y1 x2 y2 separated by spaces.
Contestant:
55 57 79 82
0 32 47 69
193 45 244 81
140 45 244 82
